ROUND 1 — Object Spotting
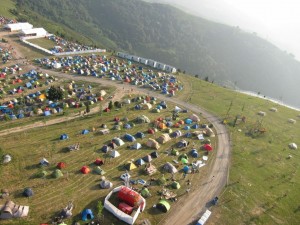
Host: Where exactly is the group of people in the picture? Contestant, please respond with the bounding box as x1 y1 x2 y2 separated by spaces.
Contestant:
0 16 16 25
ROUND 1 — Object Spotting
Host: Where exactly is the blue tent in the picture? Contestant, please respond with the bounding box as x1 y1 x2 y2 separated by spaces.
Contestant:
183 166 190 174
82 209 94 221
185 119 193 124
135 104 142 110
60 134 69 140
44 111 51 116
136 158 145 166
124 124 132 129
166 121 173 127
102 145 110 153
124 134 136 142
23 187 34 197
82 129 89 135
131 142 142 150
135 132 145 139
17 113 24 119
26 82 32 88
156 105 163 110
10 114 17 120
56 107 63 113
191 149 199 158
185 132 192 138
184 126 191 130
192 124 199 129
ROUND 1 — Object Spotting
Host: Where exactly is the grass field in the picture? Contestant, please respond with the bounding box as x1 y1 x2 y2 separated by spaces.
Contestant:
0 0 17 19
177 75 300 225
27 38 56 51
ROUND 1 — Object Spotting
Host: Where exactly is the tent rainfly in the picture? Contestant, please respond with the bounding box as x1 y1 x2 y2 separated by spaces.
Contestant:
156 200 170 213
110 150 120 158
100 180 113 189
94 166 106 175
146 138 160 149
3 154 12 163
288 143 297 150
23 188 33 197
157 134 171 144
131 142 142 150
126 162 137 171
81 209 94 221
163 162 178 173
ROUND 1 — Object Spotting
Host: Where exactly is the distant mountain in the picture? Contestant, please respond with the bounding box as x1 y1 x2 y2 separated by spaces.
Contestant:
15 0 300 108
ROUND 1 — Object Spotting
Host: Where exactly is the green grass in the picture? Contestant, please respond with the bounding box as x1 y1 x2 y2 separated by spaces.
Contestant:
27 38 56 51
0 0 17 19
177 75 300 225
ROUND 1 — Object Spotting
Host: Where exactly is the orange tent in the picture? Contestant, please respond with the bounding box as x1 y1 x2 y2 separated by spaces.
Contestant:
81 166 90 174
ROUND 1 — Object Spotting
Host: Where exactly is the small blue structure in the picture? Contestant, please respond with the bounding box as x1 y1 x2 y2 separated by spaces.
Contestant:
82 129 89 135
60 134 69 140
184 126 191 130
17 114 24 119
81 209 94 221
124 123 132 129
185 118 193 124
124 134 136 142
101 145 110 153
135 158 145 166
183 166 190 174
191 149 199 158
185 132 192 138
192 124 199 129
44 111 51 116
135 132 145 139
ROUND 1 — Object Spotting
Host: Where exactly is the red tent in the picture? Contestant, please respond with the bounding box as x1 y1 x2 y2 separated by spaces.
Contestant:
118 186 142 207
94 158 104 165
81 166 90 174
118 202 133 215
204 144 213 151
98 96 104 101
148 128 155 134
104 108 110 112
57 162 66 169
114 117 120 122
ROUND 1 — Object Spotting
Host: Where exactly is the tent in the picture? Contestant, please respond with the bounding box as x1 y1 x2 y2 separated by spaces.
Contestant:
171 148 179 156
81 129 90 135
157 134 171 144
148 128 155 134
184 126 191 130
171 130 182 138
52 169 63 178
189 114 200 122
192 124 199 129
181 158 188 164
44 111 51 116
131 143 142 150
141 188 151 198
94 166 106 175
142 103 152 110
81 166 91 174
124 123 132 129
150 151 159 158
135 158 145 166
81 209 94 221
100 180 113 189
177 140 188 148
23 188 33 197
204 144 213 151
126 162 137 171
136 115 150 123
185 118 193 124
163 162 178 173
110 150 120 158
60 134 69 140
204 128 215 137
183 165 190 174
3 154 12 163
165 128 173 134
113 125 121 130
124 134 136 142
40 158 49 166
288 143 297 150
146 138 160 150
0 200 29 219
112 138 125 146
143 155 152 163
94 158 104 165
179 154 188 160
102 145 111 153
145 163 157 175
191 149 199 158
108 142 118 149
57 162 66 169
156 200 171 213
172 181 181 189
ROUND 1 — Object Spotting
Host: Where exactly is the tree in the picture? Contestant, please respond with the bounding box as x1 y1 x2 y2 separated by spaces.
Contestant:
48 86 63 101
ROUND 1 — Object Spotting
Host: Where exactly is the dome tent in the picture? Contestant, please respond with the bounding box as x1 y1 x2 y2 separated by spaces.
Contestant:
156 200 171 213
52 169 63 178
81 209 94 221
23 187 33 197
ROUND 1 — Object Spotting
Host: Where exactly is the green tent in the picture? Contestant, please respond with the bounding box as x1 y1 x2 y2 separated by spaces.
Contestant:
179 154 188 160
181 158 188 164
94 166 106 175
52 169 63 178
141 188 151 198
171 149 179 156
165 128 173 134
36 170 48 178
172 181 181 189
157 200 171 213
158 175 166 185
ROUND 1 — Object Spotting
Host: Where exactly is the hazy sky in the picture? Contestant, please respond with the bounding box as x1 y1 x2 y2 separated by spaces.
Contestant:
147 0 300 59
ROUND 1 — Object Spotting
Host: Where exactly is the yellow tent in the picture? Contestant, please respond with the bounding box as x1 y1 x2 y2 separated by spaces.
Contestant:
126 162 137 171
38 94 46 100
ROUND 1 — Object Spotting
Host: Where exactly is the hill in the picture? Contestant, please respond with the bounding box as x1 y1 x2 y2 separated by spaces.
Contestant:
12 0 300 109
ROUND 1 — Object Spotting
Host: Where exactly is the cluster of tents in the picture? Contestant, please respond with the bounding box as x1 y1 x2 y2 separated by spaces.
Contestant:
36 54 183 96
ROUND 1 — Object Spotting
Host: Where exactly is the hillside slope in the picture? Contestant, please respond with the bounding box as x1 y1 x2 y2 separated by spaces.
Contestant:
14 0 300 108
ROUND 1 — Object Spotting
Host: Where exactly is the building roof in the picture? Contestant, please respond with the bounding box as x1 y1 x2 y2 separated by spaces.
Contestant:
5 22 33 30
21 28 47 35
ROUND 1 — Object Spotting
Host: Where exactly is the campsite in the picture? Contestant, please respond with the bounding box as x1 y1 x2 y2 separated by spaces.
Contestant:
1 6 300 225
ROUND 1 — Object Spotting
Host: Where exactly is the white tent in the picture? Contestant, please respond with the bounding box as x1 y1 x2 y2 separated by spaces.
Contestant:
110 150 120 158
3 154 12 163
4 22 33 31
21 28 47 37
53 62 61 69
